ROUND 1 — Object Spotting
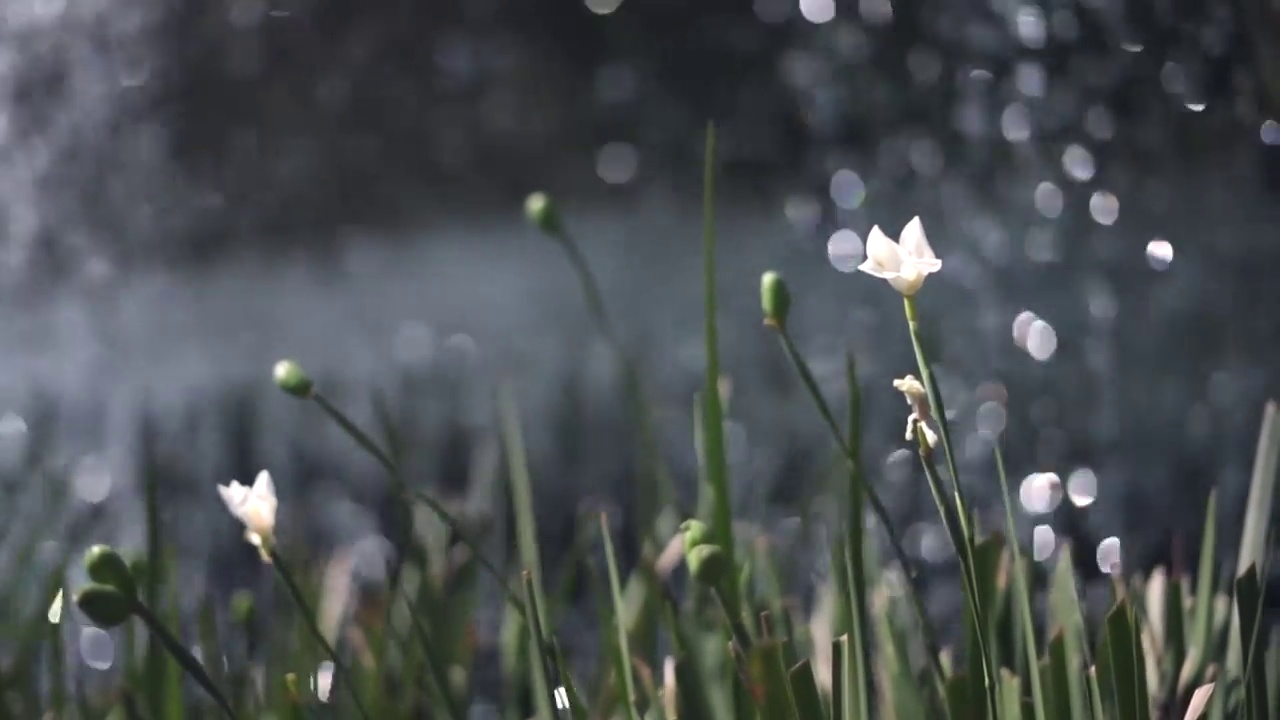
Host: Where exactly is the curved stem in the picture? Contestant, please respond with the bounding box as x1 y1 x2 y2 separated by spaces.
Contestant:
132 602 239 720
774 327 948 698
268 550 373 720
310 392 526 615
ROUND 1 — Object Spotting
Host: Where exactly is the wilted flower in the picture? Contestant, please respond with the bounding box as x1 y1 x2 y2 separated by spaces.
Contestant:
858 217 942 295
218 470 278 562
894 375 938 449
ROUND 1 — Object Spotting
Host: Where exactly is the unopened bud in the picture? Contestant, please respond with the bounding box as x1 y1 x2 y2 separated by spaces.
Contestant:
75 584 134 628
686 544 729 589
679 519 714 557
84 545 136 601
272 359 314 399
524 192 563 236
760 271 791 329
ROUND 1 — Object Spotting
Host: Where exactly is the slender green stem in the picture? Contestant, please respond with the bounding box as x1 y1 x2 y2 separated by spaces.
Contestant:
268 550 373 720
310 391 525 615
901 296 997 719
402 595 464 720
773 327 947 692
132 603 239 720
993 442 1048 720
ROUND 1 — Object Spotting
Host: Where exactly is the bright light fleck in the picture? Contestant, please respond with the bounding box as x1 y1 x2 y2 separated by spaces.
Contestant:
800 0 836 24
1184 102 1206 112
1014 61 1046 98
312 661 334 702
554 686 571 710
1019 472 1064 515
1001 103 1032 143
1089 190 1119 226
1062 144 1095 182
1066 467 1098 507
595 142 639 185
826 229 864 272
0 412 27 437
976 401 1007 438
584 0 624 15
829 169 866 209
1032 524 1056 562
1034 181 1063 218
1096 536 1122 575
73 454 112 505
1015 6 1047 49
48 589 63 624
79 627 114 671
1261 120 1280 146
1012 310 1039 348
1146 239 1174 270
1026 319 1058 361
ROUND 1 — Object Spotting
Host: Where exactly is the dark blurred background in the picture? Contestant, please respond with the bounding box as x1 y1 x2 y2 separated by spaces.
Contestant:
2 0 1280 686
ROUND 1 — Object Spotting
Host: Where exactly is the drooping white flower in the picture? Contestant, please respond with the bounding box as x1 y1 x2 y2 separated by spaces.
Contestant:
218 470 278 561
857 217 942 295
893 375 938 448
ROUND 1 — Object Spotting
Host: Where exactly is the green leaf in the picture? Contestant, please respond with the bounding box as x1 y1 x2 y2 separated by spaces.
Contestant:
1182 490 1218 695
1234 565 1268 720
744 640 799 720
999 668 1024 720
1228 401 1280 680
520 572 558 720
788 660 826 720
1095 599 1151 720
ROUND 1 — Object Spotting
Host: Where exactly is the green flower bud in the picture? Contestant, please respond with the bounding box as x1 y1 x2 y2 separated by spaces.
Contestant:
760 270 791 329
523 192 562 236
679 519 714 556
272 359 314 398
284 672 301 703
75 584 134 628
686 544 729 589
84 545 137 600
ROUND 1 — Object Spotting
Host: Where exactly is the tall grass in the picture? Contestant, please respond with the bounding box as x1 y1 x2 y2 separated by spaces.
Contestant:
0 124 1274 720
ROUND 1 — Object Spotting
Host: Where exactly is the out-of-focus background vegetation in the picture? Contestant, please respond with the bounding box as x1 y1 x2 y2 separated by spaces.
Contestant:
1 0 1278 700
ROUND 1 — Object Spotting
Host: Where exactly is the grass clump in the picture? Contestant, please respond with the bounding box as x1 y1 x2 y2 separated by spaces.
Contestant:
2 124 1277 720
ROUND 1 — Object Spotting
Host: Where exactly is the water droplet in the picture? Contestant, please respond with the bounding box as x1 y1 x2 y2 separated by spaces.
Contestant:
1061 144 1095 182
1034 181 1063 219
584 0 623 15
1001 103 1032 143
827 230 864 272
596 142 639 185
1014 61 1047 98
1145 239 1174 270
1015 6 1047 48
0 412 27 437
784 194 822 234
829 169 866 209
79 627 114 671
1019 472 1064 514
1032 524 1056 562
1012 310 1040 348
1026 319 1058 361
1066 468 1098 507
1089 191 1119 226
1260 120 1280 146
976 401 1007 438
73 455 112 505
1184 102 1206 112
1084 105 1115 141
800 0 836 23
1096 536 1122 575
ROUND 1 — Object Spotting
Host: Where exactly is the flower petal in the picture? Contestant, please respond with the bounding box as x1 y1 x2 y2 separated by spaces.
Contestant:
856 257 901 280
898 217 938 263
863 225 904 274
218 482 248 513
251 470 276 502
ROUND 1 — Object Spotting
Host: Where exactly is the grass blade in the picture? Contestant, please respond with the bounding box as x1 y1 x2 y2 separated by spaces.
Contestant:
1234 565 1268 720
1228 401 1279 679
499 382 544 626
521 572 558 720
744 640 800 720
1182 490 1218 694
789 659 825 720
601 513 643 720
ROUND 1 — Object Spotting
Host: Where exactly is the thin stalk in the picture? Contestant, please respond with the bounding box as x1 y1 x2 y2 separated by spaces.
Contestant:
310 391 525 615
132 603 239 720
772 326 947 693
268 550 373 720
993 442 1048 720
901 295 997 719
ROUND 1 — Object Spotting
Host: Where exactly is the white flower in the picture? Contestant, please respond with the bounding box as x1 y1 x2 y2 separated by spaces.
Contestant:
857 216 942 295
218 470 278 561
894 375 938 448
